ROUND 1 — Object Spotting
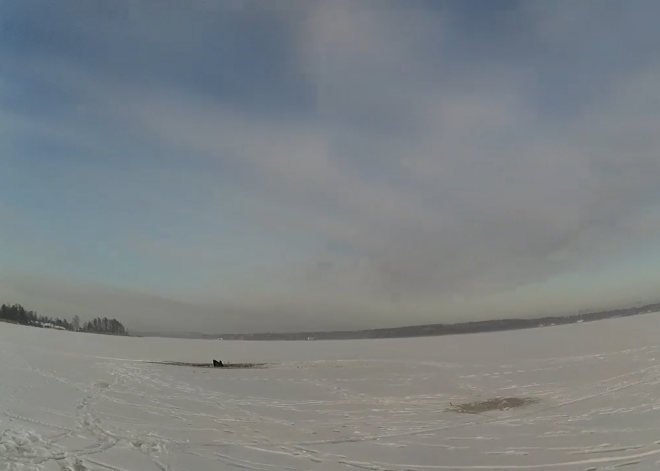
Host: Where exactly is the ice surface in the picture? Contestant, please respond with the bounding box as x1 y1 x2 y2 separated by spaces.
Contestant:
2 315 660 470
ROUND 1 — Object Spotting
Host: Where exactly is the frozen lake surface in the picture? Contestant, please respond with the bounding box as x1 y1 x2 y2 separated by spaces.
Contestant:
2 315 660 470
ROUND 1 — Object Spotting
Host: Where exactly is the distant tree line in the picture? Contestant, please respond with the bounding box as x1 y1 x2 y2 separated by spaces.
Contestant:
80 317 127 335
0 303 128 335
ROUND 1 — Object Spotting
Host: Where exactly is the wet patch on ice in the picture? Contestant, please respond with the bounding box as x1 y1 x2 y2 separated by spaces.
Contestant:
147 361 268 369
447 396 540 414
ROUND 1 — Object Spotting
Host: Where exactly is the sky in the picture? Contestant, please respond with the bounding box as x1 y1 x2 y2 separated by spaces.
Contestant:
2 0 660 334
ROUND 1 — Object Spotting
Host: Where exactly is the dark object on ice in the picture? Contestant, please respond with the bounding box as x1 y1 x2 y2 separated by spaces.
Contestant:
213 359 224 367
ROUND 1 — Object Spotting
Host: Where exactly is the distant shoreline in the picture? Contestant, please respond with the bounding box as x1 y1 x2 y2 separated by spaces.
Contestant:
134 302 660 341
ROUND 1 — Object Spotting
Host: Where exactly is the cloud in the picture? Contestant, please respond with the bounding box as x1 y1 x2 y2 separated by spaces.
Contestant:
2 1 660 332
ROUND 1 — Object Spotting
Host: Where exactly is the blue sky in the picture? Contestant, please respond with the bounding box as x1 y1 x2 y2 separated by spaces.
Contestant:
2 0 660 333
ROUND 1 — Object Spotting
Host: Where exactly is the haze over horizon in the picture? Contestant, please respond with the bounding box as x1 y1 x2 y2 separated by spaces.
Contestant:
2 0 660 334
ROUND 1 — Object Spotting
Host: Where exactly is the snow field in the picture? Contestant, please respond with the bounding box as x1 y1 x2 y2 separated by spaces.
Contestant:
1 314 660 470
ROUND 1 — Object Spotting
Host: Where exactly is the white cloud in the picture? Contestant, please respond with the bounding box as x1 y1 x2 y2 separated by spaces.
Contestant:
4 1 660 332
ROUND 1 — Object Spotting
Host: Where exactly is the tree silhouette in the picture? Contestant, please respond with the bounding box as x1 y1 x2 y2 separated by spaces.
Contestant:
0 303 128 335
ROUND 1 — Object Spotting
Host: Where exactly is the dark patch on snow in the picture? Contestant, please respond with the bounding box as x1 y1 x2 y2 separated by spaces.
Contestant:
447 397 539 414
73 459 88 471
148 361 268 369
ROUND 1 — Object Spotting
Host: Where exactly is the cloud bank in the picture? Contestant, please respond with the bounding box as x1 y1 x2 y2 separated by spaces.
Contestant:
2 0 660 333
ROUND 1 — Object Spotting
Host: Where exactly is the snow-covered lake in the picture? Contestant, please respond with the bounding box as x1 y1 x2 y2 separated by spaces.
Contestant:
2 315 660 471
